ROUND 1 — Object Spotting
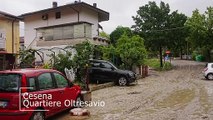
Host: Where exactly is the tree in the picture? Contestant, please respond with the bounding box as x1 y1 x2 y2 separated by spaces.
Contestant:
185 7 213 61
99 31 110 40
19 49 43 68
101 33 147 70
101 44 116 62
110 26 133 45
53 51 73 73
132 1 170 67
72 41 94 81
168 11 188 59
116 34 147 70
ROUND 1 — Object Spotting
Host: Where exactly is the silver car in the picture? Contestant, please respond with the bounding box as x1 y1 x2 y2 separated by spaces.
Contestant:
203 63 213 80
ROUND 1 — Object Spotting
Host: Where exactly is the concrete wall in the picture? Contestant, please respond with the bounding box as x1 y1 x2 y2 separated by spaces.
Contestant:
80 7 99 37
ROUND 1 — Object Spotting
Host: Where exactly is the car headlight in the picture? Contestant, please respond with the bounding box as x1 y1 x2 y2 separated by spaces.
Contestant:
128 72 134 77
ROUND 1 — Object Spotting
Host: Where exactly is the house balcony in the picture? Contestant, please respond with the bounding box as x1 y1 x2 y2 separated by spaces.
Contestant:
36 22 109 47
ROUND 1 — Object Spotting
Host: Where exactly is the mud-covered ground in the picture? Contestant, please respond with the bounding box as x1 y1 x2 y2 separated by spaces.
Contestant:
55 60 213 120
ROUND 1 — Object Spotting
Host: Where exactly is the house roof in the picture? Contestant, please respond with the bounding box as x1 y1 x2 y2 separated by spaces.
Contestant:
19 2 109 22
0 11 21 20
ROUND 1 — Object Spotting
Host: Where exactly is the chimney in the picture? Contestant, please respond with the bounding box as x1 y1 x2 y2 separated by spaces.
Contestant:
93 3 97 8
52 1 58 8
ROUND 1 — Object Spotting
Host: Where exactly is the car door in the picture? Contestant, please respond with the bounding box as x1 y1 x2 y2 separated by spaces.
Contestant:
89 61 102 82
36 72 59 115
53 72 77 110
99 62 116 82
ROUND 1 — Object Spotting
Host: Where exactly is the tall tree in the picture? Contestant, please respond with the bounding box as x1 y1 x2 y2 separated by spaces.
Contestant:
185 7 213 61
132 1 170 67
168 11 188 59
110 26 133 45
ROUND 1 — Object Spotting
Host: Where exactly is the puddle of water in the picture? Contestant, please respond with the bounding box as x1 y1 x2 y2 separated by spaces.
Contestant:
154 89 195 109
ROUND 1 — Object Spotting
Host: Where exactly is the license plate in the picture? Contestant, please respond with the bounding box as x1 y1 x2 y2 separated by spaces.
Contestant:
0 101 7 108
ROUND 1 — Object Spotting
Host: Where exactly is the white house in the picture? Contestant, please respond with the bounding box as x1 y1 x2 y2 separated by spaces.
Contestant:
20 1 109 63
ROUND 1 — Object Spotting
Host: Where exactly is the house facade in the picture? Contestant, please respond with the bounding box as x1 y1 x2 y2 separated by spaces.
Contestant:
0 11 20 70
20 1 109 63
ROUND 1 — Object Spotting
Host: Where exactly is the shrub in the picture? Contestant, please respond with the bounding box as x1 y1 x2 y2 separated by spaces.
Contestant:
144 59 172 71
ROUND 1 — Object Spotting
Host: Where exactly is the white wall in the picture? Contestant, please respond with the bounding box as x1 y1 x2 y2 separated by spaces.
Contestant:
24 6 99 49
80 7 99 37
35 45 76 64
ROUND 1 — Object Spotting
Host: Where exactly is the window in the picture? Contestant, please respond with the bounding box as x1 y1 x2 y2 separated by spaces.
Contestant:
85 24 92 38
63 26 74 39
37 23 92 41
38 73 54 90
100 63 112 69
53 27 63 40
0 74 21 92
91 62 100 67
43 29 53 41
54 73 68 88
28 77 36 91
74 24 84 38
0 31 6 49
55 12 61 19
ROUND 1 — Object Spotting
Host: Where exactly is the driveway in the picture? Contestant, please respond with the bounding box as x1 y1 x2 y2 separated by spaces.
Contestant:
56 60 213 120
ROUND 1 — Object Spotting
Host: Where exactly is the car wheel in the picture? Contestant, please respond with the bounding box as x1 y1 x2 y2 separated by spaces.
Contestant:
75 95 83 108
207 73 213 80
30 111 45 120
118 76 128 86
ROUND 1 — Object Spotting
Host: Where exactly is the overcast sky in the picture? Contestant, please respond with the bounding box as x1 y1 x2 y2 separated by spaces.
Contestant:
0 0 212 35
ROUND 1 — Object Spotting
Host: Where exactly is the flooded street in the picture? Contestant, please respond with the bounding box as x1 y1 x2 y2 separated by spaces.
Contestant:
57 60 213 120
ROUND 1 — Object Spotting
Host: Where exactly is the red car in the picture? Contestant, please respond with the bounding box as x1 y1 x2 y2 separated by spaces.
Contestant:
0 68 81 120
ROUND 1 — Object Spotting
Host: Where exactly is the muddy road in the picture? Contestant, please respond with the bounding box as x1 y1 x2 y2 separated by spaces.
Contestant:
58 60 213 120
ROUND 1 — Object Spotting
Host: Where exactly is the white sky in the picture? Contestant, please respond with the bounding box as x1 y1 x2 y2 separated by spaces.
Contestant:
0 0 212 36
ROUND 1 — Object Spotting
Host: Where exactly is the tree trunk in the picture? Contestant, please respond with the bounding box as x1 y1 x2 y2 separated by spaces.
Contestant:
180 47 183 60
159 45 163 68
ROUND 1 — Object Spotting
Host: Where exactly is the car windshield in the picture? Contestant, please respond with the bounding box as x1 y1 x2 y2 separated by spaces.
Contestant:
108 62 118 70
0 73 21 92
205 63 208 68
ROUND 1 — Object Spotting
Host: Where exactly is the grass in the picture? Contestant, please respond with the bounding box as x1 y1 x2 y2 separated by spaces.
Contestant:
144 58 172 71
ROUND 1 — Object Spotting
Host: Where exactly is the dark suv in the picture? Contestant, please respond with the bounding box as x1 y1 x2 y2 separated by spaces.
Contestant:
89 60 136 86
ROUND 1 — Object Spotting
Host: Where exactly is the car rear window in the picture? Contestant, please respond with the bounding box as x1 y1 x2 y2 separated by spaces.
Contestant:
0 73 21 92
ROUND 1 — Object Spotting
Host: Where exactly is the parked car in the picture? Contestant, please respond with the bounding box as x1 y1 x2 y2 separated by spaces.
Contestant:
0 68 81 120
203 63 213 80
89 59 136 86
